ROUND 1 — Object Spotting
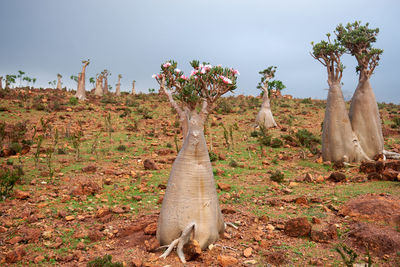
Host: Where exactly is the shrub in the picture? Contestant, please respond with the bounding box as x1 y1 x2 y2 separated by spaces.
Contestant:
270 138 283 148
116 145 126 151
101 95 117 104
301 97 312 104
209 151 218 162
136 106 152 119
87 255 123 267
0 166 24 200
295 129 320 154
216 97 234 114
391 117 400 129
10 143 22 154
69 96 78 105
229 159 238 168
270 170 284 183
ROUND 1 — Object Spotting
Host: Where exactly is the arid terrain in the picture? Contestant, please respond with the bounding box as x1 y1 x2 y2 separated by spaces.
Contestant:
0 88 399 266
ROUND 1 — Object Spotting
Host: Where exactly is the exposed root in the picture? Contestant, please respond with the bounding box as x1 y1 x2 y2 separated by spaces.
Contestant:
383 150 400 160
225 222 239 230
159 223 195 263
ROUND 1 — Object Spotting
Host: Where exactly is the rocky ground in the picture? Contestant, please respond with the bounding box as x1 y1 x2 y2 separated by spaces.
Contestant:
0 88 399 266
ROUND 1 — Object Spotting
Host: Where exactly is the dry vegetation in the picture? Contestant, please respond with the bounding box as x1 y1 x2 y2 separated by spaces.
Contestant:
0 87 399 266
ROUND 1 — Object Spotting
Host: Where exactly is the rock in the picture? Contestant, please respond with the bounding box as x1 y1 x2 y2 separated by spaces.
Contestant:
14 190 30 200
8 236 23 244
99 214 113 223
111 206 125 214
294 196 308 205
367 172 382 180
328 172 346 182
96 207 110 218
103 178 113 185
156 148 174 156
42 230 52 239
217 255 238 266
34 255 45 264
243 247 253 257
22 228 41 243
143 159 159 170
133 195 142 201
144 237 159 252
265 251 287 266
385 160 400 171
218 153 227 161
4 246 26 263
310 224 337 243
382 169 399 181
217 183 231 191
88 230 103 242
65 215 75 221
360 161 377 173
311 217 321 224
348 222 400 256
70 179 101 196
82 165 97 173
339 194 400 226
144 223 157 235
284 217 311 237
304 173 314 182
131 257 143 267
183 239 201 261
221 207 236 214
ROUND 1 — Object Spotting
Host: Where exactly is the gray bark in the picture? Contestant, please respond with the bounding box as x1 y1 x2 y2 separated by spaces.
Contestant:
75 72 86 100
322 82 369 162
255 91 277 128
349 77 384 159
131 80 136 95
0 77 2 90
116 76 121 96
56 76 62 90
94 75 103 96
157 111 225 250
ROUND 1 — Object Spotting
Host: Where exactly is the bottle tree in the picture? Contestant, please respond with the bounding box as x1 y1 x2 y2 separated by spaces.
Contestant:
56 73 63 90
311 34 368 163
153 60 238 263
102 69 110 95
255 66 285 129
335 21 384 159
0 76 2 89
5 74 16 89
94 73 104 96
131 80 136 95
89 77 95 90
75 59 90 100
115 74 122 96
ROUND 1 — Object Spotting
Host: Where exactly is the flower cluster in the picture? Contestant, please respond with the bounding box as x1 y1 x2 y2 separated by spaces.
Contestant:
219 75 233 84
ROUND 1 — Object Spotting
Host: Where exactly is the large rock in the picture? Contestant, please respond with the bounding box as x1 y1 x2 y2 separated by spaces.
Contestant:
339 194 400 226
284 217 311 237
328 172 346 182
310 223 337 243
143 159 159 170
70 179 101 196
348 222 400 256
217 255 238 267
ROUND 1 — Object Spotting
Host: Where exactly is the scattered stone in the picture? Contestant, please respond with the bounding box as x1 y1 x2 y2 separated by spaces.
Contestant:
143 159 159 170
284 217 311 237
70 179 101 196
14 190 30 200
310 224 337 243
144 223 157 235
265 251 287 266
144 237 159 252
183 239 201 261
34 255 45 264
360 161 377 173
221 207 236 214
133 195 142 201
294 196 308 205
243 247 253 257
103 178 113 185
217 182 231 191
81 165 97 173
8 236 23 244
88 230 103 242
311 217 321 224
382 169 399 181
217 255 238 267
156 148 174 156
328 172 346 182
131 257 143 267
65 215 75 221
96 207 110 218
367 172 382 180
4 246 26 263
111 206 125 214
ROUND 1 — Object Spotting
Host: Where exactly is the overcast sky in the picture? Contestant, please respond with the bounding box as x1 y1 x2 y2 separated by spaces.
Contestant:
0 0 399 103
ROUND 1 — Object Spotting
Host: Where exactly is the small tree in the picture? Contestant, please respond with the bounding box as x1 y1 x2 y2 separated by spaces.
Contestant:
154 60 238 263
22 76 31 87
56 73 62 90
255 66 282 129
5 75 16 89
0 76 2 89
131 80 136 95
311 33 368 162
17 70 25 87
32 78 36 88
335 21 384 158
89 77 95 89
75 59 90 100
115 74 122 96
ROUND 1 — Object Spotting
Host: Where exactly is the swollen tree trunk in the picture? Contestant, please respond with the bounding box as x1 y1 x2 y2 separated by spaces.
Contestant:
157 111 225 251
131 80 136 95
115 76 121 96
0 77 2 90
75 72 86 100
56 76 62 90
94 75 103 96
322 82 368 162
349 76 384 159
103 77 109 94
256 90 277 128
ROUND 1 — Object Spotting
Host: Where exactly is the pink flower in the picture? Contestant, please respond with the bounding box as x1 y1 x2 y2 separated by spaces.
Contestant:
231 68 240 75
175 68 181 73
163 62 172 68
152 74 157 79
219 75 232 84
190 69 198 76
200 68 206 74
180 75 187 80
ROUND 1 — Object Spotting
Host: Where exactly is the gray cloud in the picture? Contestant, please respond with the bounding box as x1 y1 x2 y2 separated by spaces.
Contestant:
0 0 399 103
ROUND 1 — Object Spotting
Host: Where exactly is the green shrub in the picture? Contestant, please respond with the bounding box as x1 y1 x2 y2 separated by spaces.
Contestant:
295 129 320 154
87 255 123 267
101 95 117 104
270 170 284 183
0 166 23 200
250 131 259 137
229 159 238 168
216 97 234 114
69 97 78 106
270 138 283 148
209 151 218 162
10 142 22 154
391 117 400 129
301 97 312 104
116 145 126 151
